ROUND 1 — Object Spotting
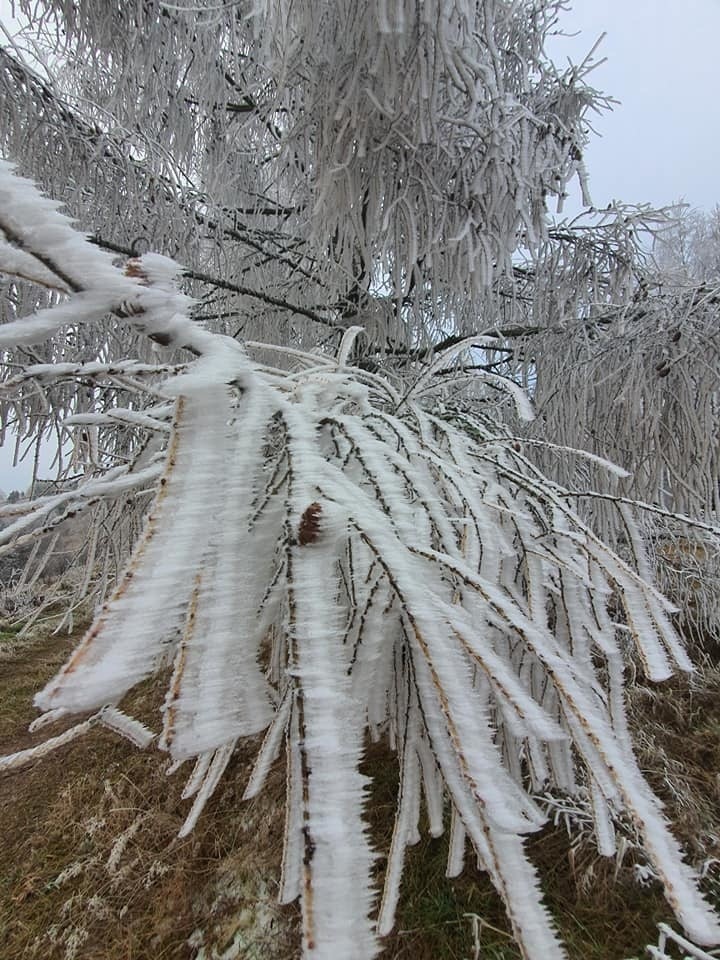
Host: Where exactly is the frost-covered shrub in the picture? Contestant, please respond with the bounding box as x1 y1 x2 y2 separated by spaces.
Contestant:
1 164 719 960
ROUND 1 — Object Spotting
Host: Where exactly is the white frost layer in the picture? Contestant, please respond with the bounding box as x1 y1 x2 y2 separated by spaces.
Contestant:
161 382 277 759
284 401 379 960
35 386 237 713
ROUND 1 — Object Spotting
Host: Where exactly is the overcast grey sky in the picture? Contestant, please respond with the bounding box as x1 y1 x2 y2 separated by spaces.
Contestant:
548 0 720 213
1 0 719 491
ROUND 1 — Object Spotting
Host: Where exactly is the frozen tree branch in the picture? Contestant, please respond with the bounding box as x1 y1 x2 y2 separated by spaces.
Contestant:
1 164 719 960
1 4 719 957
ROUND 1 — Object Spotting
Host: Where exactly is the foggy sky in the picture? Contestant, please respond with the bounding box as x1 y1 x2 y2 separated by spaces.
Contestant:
549 0 720 213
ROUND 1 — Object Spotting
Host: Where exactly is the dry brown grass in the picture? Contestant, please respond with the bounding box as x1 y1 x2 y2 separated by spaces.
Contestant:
1 624 719 960
0 625 297 960
365 747 678 960
628 665 720 862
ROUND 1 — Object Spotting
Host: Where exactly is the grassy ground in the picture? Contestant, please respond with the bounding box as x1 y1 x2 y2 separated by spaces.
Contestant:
1 623 718 960
0 624 297 960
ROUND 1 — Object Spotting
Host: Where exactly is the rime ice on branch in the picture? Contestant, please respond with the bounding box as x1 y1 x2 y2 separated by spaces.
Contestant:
0 165 719 960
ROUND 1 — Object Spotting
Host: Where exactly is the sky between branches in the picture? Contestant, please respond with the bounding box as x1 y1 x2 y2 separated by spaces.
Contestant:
0 0 718 491
548 0 720 215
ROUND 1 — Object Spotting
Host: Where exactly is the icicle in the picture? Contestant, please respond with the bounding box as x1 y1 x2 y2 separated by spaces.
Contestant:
416 734 445 839
589 777 616 858
178 743 236 838
376 702 423 936
180 752 214 800
280 703 304 905
243 689 293 801
446 806 467 878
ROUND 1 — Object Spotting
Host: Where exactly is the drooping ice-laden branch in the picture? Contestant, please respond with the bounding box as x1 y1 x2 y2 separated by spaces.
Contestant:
1 166 719 960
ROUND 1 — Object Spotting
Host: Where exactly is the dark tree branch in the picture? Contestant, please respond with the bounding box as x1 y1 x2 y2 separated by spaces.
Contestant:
87 235 339 328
